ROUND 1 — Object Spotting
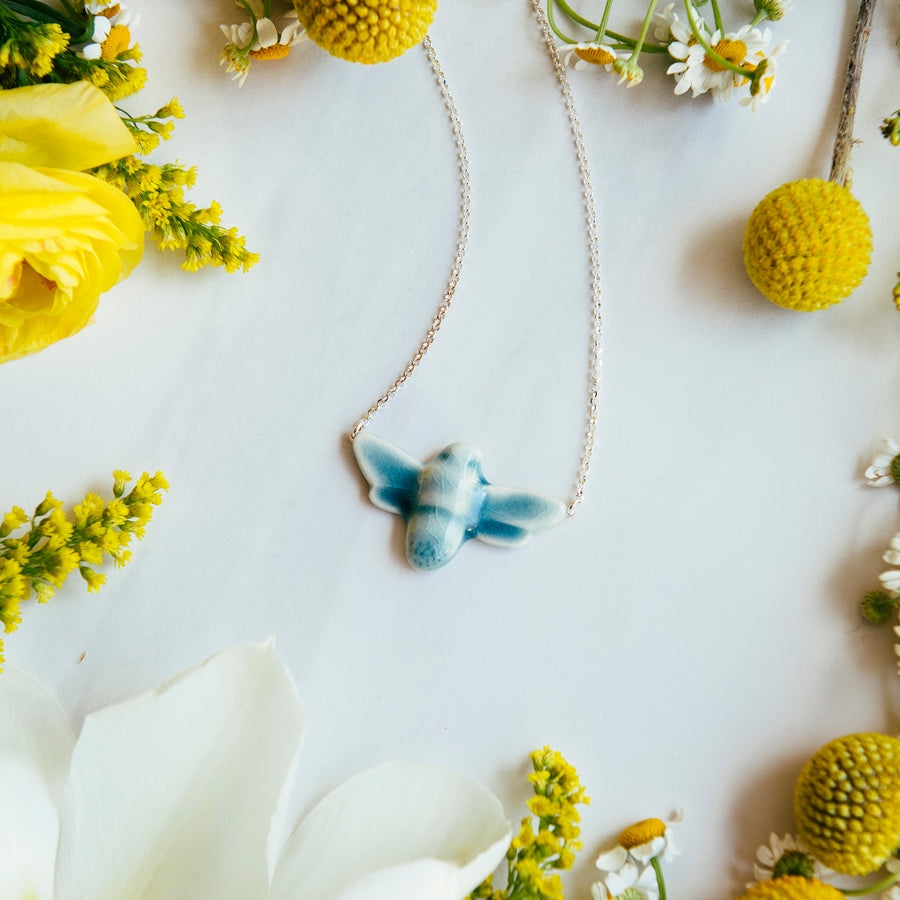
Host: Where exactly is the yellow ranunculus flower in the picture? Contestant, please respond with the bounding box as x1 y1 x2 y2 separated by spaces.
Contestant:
0 82 144 363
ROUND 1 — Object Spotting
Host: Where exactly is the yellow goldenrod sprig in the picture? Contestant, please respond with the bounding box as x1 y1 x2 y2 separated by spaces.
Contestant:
50 43 146 101
0 470 168 668
91 152 259 273
0 13 69 81
468 747 589 900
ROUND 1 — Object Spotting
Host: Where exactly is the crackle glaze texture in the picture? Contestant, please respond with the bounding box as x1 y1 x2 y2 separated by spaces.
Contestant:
352 433 567 570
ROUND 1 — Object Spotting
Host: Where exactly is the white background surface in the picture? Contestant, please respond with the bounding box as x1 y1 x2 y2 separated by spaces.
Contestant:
6 0 900 896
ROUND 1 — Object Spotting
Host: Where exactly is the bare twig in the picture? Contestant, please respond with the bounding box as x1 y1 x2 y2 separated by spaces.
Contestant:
831 0 878 187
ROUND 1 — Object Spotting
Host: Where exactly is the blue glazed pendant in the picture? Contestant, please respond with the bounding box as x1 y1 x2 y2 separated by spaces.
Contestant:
352 433 568 570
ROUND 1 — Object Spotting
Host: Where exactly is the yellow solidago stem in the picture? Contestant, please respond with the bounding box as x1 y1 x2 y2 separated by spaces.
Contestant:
468 747 589 900
0 470 168 668
90 100 259 273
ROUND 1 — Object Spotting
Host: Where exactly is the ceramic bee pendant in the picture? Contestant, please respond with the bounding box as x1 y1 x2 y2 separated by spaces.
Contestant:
352 433 567 570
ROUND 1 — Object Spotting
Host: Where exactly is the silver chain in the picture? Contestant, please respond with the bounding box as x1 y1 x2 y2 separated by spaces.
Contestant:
350 0 603 517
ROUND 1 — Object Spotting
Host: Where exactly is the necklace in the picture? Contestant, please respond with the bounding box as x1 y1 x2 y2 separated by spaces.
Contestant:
349 0 603 571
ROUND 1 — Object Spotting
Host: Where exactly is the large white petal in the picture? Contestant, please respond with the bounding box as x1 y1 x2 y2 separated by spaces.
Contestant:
270 762 511 900
0 668 74 900
55 641 306 900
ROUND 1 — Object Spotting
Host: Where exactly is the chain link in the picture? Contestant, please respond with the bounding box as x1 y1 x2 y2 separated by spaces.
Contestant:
350 4 603 517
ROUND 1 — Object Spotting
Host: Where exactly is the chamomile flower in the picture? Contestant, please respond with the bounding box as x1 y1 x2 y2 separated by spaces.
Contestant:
750 833 834 886
591 856 659 900
666 21 776 104
740 41 788 114
80 5 139 60
220 1 307 84
866 438 900 487
558 41 619 72
593 812 684 900
653 2 701 46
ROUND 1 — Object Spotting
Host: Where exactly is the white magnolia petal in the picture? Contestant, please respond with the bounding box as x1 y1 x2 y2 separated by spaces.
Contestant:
0 667 74 900
55 641 306 900
0 758 59 900
595 844 629 871
271 762 511 900
0 666 74 787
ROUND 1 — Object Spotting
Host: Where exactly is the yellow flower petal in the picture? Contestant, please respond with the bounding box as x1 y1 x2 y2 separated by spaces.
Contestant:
0 161 143 362
0 82 137 171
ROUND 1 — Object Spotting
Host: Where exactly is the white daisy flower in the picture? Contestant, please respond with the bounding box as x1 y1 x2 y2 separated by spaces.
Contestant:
755 0 794 20
740 40 788 114
558 41 619 72
652 2 701 45
665 14 776 104
592 812 684 900
80 5 139 60
748 832 834 887
221 0 307 59
884 533 900 567
865 438 900 487
592 857 659 900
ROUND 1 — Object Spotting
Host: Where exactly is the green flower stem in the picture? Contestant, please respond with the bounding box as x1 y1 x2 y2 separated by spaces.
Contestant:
709 0 724 32
683 0 751 78
844 871 900 896
627 0 662 63
547 1 577 44
553 0 668 52
749 9 767 26
594 0 614 41
650 857 667 900
0 0 83 32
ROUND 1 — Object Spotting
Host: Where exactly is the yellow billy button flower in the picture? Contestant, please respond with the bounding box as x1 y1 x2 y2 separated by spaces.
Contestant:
0 82 143 363
794 733 900 875
293 0 438 64
737 876 846 900
743 179 872 311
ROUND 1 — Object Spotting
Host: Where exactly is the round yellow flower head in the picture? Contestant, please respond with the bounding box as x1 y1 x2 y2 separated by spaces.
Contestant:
293 0 437 64
794 733 900 875
743 178 872 312
0 82 143 363
619 818 667 849
736 876 845 900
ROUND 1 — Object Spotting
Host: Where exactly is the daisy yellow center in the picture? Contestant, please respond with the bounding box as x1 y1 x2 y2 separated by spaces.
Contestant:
575 45 616 66
99 4 121 16
618 818 666 849
703 38 747 71
100 24 131 60
249 44 292 60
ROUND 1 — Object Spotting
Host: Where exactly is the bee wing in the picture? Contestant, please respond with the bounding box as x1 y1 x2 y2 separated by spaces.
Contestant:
352 433 422 518
476 485 567 546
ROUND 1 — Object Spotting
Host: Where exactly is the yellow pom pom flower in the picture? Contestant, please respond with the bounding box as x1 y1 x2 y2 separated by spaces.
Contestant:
736 876 846 900
743 178 872 312
794 733 900 875
293 0 437 64
0 82 143 363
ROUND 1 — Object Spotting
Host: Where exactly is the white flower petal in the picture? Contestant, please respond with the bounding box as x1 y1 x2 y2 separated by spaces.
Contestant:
80 42 102 59
631 835 666 863
595 845 629 871
0 668 75 900
270 762 511 900
254 17 279 48
55 641 306 900
605 860 641 895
